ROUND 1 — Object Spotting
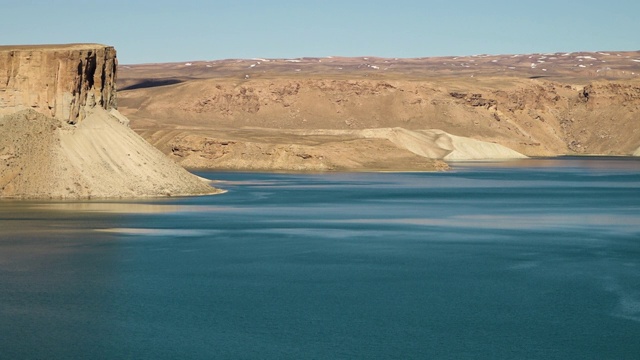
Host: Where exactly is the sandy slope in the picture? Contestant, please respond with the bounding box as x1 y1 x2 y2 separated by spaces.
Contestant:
146 126 525 172
358 128 527 160
0 108 220 199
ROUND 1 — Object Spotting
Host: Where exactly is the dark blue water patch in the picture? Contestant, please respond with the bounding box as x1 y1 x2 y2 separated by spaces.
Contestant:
2 158 640 359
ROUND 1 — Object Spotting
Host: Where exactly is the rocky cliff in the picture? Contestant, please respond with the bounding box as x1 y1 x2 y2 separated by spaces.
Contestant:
0 44 116 124
0 44 219 199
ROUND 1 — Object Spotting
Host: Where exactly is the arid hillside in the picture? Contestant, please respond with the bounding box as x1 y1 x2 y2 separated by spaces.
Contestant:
117 51 640 171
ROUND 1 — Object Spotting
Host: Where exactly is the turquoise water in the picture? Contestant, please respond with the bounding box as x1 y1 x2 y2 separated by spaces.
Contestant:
1 158 639 359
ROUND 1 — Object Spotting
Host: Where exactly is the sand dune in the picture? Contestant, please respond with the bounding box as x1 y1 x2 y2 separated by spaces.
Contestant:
302 127 527 160
357 128 527 160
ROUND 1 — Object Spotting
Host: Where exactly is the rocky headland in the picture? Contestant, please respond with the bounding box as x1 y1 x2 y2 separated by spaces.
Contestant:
117 51 640 171
0 44 219 199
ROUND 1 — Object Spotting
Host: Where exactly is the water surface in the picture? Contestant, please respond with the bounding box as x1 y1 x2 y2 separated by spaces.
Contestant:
1 157 639 359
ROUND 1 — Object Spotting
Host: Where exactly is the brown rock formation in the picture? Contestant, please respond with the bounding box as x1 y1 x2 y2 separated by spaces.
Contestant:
0 44 117 124
0 44 219 199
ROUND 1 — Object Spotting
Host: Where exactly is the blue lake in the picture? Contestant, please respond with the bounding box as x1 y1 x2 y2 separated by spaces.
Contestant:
1 157 640 359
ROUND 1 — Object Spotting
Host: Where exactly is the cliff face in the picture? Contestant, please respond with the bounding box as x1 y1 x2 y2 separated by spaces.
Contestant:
0 44 117 124
0 44 219 199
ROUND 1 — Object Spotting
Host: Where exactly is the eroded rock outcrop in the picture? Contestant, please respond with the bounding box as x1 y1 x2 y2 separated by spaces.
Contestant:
0 44 219 199
0 44 117 124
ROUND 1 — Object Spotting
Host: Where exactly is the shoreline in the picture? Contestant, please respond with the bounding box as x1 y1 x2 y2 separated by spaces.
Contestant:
187 154 640 174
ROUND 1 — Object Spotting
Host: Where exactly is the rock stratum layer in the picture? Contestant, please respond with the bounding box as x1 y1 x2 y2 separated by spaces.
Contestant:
0 44 218 199
0 44 116 123
117 52 640 170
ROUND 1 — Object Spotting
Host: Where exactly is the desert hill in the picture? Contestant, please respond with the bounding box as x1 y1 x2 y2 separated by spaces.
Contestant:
0 44 219 199
117 51 640 171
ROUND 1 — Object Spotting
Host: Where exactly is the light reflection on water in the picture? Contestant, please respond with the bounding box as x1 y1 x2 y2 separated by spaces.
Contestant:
1 157 640 359
341 213 640 233
97 228 221 237
33 202 235 214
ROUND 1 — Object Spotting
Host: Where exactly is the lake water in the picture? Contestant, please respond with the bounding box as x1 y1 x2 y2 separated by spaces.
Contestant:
1 157 639 359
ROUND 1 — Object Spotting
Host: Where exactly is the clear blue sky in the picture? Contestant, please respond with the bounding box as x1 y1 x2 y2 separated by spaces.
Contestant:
2 0 638 64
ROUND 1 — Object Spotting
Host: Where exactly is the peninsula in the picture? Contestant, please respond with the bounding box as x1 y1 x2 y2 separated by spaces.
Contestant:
0 44 219 199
